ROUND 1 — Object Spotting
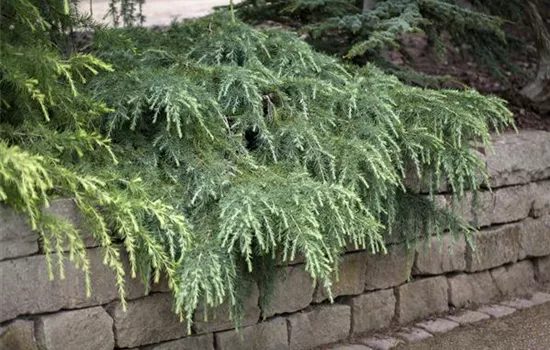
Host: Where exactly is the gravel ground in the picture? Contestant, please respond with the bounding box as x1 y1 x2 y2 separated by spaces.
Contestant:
396 302 550 350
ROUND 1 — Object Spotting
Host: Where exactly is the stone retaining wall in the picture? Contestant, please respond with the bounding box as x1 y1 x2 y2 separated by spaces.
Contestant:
1 131 549 350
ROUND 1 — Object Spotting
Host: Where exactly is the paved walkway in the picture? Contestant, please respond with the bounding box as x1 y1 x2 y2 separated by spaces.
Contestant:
397 302 550 350
79 0 241 26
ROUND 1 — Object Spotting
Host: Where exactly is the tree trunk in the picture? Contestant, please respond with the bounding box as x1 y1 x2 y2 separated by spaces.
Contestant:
520 0 550 109
363 0 377 12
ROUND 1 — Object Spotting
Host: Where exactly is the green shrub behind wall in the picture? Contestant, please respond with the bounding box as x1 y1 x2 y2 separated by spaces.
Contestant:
1 1 512 330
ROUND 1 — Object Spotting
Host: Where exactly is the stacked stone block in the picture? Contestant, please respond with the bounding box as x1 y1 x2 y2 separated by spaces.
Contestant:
1 131 549 350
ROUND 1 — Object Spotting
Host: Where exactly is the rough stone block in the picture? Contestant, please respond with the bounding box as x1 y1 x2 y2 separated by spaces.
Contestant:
365 245 414 291
446 310 489 325
119 250 150 300
43 198 99 250
442 191 494 227
346 289 395 335
396 276 448 324
0 247 145 323
486 131 550 188
141 334 214 350
520 216 550 258
0 320 38 350
0 205 39 260
466 223 521 272
262 265 314 317
150 273 171 292
0 199 116 260
415 319 459 334
314 252 367 302
215 317 288 350
532 181 550 217
288 304 351 350
276 251 306 266
534 255 550 283
396 327 433 343
476 305 516 318
492 184 535 224
194 283 260 333
403 165 448 194
35 307 114 350
448 271 500 308
108 293 187 348
490 260 536 296
358 336 401 350
413 234 466 275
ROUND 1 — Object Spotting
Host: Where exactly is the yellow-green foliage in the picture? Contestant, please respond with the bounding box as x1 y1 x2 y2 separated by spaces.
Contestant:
1 0 513 330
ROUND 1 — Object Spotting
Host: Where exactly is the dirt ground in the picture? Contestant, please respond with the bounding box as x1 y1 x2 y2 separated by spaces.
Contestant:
396 302 550 350
392 29 550 132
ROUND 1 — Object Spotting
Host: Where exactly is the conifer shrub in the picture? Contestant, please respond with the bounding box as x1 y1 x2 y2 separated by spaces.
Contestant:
1 1 513 329
235 0 523 81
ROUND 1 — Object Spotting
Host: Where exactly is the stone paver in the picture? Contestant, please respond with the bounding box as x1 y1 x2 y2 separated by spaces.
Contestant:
359 336 402 350
530 292 550 306
446 310 490 325
500 298 536 310
330 345 373 350
415 319 459 334
141 334 214 350
476 305 516 318
396 301 550 350
395 327 433 343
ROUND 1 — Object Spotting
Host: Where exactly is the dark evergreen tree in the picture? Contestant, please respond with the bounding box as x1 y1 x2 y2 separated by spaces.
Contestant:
234 0 550 107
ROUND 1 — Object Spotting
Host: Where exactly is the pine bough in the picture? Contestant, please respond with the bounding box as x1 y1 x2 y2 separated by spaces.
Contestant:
1 1 512 330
